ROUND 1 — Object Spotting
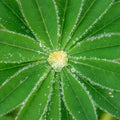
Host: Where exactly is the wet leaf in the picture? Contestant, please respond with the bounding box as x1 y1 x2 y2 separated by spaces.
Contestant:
0 0 120 120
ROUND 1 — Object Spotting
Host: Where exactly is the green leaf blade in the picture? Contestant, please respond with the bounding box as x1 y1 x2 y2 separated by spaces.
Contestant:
19 0 59 49
82 79 120 119
65 0 114 50
84 1 120 39
69 34 120 60
61 100 73 120
0 63 26 85
45 73 61 120
0 30 46 63
16 70 54 120
61 68 96 120
69 58 120 90
0 62 48 117
0 0 120 120
60 0 83 48
0 0 33 37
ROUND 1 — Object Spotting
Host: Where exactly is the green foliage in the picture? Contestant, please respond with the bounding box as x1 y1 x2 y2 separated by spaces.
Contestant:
0 0 120 120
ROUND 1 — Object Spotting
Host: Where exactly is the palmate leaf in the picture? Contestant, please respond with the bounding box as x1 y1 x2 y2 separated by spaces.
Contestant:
15 70 54 120
0 30 46 63
0 63 26 85
61 68 96 120
84 1 120 38
65 0 120 50
0 62 49 116
69 57 120 90
0 0 33 37
80 78 120 119
45 74 61 120
19 0 59 49
69 33 120 59
0 0 120 120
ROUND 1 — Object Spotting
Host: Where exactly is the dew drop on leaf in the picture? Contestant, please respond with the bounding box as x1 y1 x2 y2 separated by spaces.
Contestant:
48 51 68 72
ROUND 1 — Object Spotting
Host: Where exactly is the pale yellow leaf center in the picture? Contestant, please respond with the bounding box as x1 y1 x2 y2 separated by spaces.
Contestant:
48 51 68 72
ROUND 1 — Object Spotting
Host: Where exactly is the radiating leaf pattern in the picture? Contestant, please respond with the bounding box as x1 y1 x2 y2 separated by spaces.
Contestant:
0 0 120 120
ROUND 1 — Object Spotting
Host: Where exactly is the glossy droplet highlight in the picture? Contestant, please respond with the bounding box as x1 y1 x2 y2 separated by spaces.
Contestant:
48 51 68 72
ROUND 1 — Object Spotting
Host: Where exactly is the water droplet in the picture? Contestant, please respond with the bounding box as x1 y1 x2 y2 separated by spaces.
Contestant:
39 103 42 106
25 29 30 33
44 93 47 96
78 111 80 114
108 91 114 98
47 85 50 88
21 26 25 29
48 51 68 72
39 42 43 47
71 68 76 73
110 95 114 98
108 92 112 95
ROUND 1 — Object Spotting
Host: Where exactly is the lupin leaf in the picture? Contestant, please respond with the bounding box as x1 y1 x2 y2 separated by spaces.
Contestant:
61 68 96 120
83 1 120 39
69 58 120 90
69 34 120 60
16 70 54 120
0 63 26 85
45 73 61 120
0 62 48 116
0 30 46 63
81 78 120 119
64 0 114 50
0 0 33 37
19 0 59 49
59 0 83 48
0 0 120 120
61 100 73 120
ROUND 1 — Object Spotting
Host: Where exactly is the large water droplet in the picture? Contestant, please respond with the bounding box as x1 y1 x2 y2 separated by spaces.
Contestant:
48 51 68 72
